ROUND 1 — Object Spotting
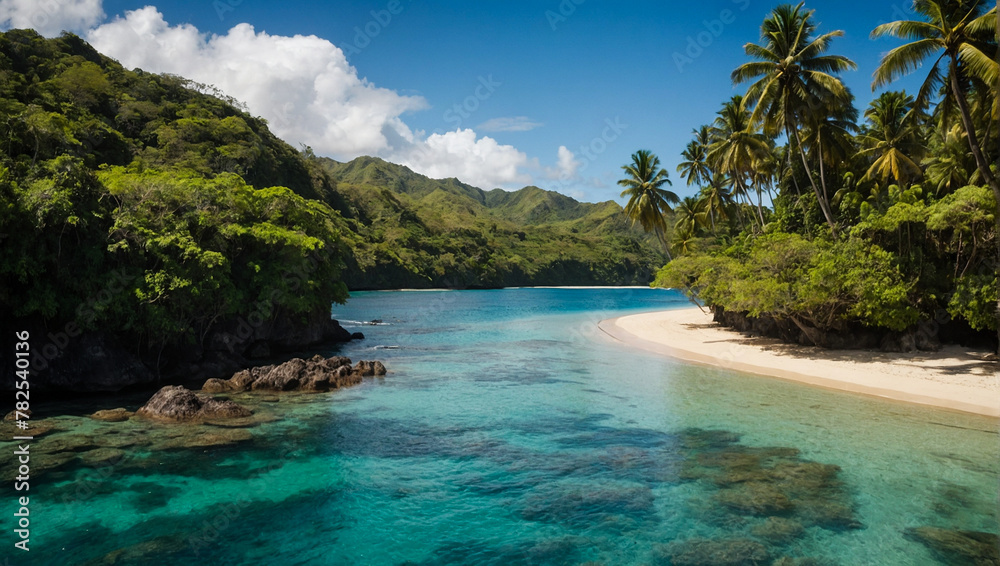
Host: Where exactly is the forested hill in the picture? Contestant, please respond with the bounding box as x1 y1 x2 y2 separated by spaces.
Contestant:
0 30 662 370
317 156 664 289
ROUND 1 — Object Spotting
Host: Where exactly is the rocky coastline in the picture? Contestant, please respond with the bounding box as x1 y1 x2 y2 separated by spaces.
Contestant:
2 309 365 393
0 354 388 483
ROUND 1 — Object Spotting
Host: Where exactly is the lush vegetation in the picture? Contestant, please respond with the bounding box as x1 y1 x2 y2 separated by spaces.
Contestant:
646 1 998 350
320 156 664 289
0 30 663 363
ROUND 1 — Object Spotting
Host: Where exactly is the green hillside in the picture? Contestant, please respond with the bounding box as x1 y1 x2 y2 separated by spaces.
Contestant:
0 30 664 370
317 156 665 289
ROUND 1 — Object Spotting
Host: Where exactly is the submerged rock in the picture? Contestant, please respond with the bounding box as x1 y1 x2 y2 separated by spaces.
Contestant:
715 482 793 516
751 516 804 544
89 408 134 422
203 354 385 394
658 538 771 566
904 526 1000 566
136 386 252 422
677 430 861 533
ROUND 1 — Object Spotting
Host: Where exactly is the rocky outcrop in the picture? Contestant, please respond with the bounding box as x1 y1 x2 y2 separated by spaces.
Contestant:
0 308 363 392
89 408 134 422
136 386 252 422
202 355 386 394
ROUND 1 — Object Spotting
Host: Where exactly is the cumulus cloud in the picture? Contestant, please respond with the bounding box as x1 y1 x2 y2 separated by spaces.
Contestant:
0 0 104 37
82 7 544 190
87 7 426 158
545 146 581 180
398 129 531 189
477 116 543 133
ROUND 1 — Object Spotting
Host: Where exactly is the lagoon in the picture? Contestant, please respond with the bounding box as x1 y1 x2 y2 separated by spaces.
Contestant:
19 288 999 565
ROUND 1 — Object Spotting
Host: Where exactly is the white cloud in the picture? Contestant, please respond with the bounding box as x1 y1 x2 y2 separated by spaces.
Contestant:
0 0 104 37
399 129 531 189
545 145 581 180
87 7 426 158
477 116 543 133
83 7 540 190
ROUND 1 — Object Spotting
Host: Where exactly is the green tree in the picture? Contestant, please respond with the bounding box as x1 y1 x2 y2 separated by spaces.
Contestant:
871 0 998 199
707 95 770 228
618 150 679 259
857 91 925 186
732 2 857 236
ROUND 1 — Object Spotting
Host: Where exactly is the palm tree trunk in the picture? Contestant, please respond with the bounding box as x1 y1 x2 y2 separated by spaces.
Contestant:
949 58 1000 198
817 136 832 208
753 182 766 226
656 226 673 261
790 126 839 237
948 58 1000 352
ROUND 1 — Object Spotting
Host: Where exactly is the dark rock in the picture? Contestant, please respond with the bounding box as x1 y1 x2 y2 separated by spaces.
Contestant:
659 538 771 566
136 386 252 422
89 408 134 422
904 526 1000 566
203 355 375 393
201 378 235 393
351 331 365 340
0 331 156 392
247 340 271 359
354 360 387 376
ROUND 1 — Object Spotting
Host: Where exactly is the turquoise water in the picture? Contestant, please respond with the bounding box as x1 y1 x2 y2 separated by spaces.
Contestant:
10 288 999 565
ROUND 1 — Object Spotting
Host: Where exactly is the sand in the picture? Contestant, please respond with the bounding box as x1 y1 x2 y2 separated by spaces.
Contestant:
599 307 1000 418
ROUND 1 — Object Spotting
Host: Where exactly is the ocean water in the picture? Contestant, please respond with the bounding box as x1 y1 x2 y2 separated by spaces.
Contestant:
9 288 998 565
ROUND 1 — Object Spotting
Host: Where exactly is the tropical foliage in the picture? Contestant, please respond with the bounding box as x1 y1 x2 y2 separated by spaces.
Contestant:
0 30 665 366
643 1 998 350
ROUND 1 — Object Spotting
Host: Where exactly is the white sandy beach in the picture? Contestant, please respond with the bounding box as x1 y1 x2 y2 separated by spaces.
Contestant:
600 307 1000 418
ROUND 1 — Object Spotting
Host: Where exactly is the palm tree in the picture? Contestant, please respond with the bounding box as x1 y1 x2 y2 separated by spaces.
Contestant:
677 140 711 188
673 196 707 237
922 125 975 195
697 174 733 233
618 150 680 259
871 0 998 201
671 227 701 257
732 2 857 236
856 91 925 186
707 95 771 229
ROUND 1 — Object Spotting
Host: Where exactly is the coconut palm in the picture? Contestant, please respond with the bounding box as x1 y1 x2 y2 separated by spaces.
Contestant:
706 95 770 229
805 96 860 205
618 150 679 259
697 174 733 233
677 127 715 185
857 91 925 186
732 2 857 236
671 227 701 257
871 0 999 201
922 125 975 195
673 196 707 237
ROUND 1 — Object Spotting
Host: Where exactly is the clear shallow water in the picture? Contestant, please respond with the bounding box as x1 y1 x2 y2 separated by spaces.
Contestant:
10 288 998 565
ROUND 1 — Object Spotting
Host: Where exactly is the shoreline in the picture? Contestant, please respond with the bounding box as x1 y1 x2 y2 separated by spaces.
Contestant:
599 307 1000 418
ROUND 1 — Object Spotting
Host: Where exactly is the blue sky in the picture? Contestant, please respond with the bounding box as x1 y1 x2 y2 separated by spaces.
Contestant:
5 0 925 203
